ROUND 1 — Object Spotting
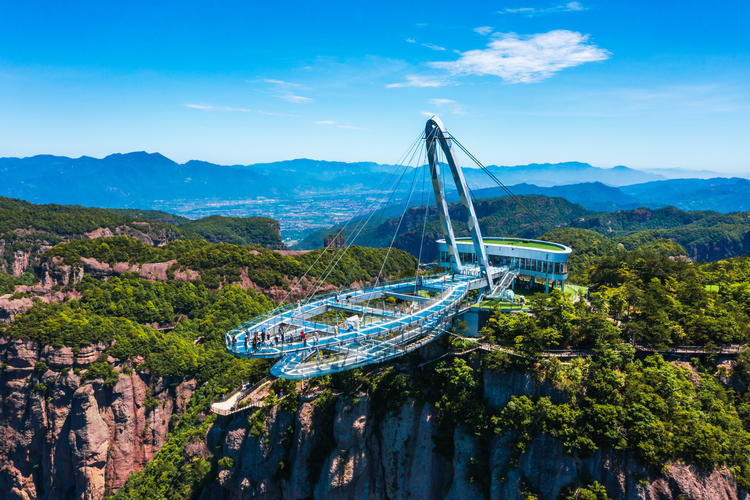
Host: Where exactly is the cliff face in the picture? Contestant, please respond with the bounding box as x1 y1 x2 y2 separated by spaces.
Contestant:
204 369 749 500
0 223 181 278
0 255 332 323
0 337 195 500
1 336 748 500
683 230 750 262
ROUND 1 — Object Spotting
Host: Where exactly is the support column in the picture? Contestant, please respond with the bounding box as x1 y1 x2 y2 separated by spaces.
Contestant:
425 116 493 288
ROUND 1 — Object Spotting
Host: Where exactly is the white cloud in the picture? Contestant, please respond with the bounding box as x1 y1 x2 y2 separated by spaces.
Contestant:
566 1 585 11
474 26 494 36
279 94 313 103
313 120 364 130
406 38 447 51
428 98 465 115
420 111 436 118
183 103 251 112
386 74 447 88
421 42 446 51
499 1 586 16
429 30 609 83
263 78 302 87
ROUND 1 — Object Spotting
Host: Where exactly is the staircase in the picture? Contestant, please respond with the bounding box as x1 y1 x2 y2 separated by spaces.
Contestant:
486 268 518 299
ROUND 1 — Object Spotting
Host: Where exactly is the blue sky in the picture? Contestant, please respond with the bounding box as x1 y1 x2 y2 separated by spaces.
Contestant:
1 1 749 173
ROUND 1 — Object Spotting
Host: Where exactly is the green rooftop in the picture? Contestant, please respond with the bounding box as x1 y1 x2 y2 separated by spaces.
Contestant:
455 237 563 251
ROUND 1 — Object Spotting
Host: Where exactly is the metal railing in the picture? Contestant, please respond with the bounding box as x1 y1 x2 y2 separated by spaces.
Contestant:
225 274 436 341
230 281 468 357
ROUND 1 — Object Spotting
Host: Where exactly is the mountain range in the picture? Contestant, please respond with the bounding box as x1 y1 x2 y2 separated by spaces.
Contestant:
1 153 748 226
469 177 750 212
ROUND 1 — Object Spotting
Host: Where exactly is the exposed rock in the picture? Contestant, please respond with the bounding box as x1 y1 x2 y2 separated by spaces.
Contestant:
84 228 115 240
1 339 748 500
0 221 182 283
203 369 749 500
0 337 196 499
75 343 109 367
0 296 35 322
69 384 109 499
12 250 31 277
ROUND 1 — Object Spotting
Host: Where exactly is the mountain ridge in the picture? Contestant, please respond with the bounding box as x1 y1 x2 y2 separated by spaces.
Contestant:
2 153 747 230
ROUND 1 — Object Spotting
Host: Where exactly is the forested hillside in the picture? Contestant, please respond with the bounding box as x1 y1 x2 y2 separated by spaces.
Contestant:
0 229 417 498
0 197 285 283
297 195 589 259
1 194 749 499
12 244 739 500
178 215 285 249
297 194 750 264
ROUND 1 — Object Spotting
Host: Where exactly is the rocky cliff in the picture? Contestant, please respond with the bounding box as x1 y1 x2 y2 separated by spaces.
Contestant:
2 339 748 499
202 369 749 500
0 337 196 499
0 223 181 279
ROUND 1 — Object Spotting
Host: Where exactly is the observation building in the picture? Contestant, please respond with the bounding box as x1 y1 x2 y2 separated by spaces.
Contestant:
437 236 571 293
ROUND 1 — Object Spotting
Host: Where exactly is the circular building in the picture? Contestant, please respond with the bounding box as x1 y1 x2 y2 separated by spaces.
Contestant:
437 236 572 292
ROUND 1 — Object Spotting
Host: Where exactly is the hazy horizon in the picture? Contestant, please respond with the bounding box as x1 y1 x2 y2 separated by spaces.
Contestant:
0 150 744 179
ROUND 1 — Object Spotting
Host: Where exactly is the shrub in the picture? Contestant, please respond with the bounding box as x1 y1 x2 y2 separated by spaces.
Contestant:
217 456 235 470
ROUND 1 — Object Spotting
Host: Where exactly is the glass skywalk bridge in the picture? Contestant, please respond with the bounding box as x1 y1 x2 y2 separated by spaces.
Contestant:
223 271 507 379
222 116 531 379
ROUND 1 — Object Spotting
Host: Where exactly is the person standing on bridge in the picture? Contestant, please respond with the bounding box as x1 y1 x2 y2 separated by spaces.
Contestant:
244 334 249 353
313 332 320 347
301 329 307 347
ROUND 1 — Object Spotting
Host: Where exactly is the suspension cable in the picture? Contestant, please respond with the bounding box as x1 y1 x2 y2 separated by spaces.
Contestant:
374 163 421 285
364 157 421 314
301 132 425 301
416 149 430 273
449 134 552 230
300 161 412 302
287 129 424 305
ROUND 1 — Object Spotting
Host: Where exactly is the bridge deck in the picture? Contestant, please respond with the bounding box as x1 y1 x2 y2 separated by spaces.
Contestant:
326 302 397 317
383 290 431 303
224 272 493 378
